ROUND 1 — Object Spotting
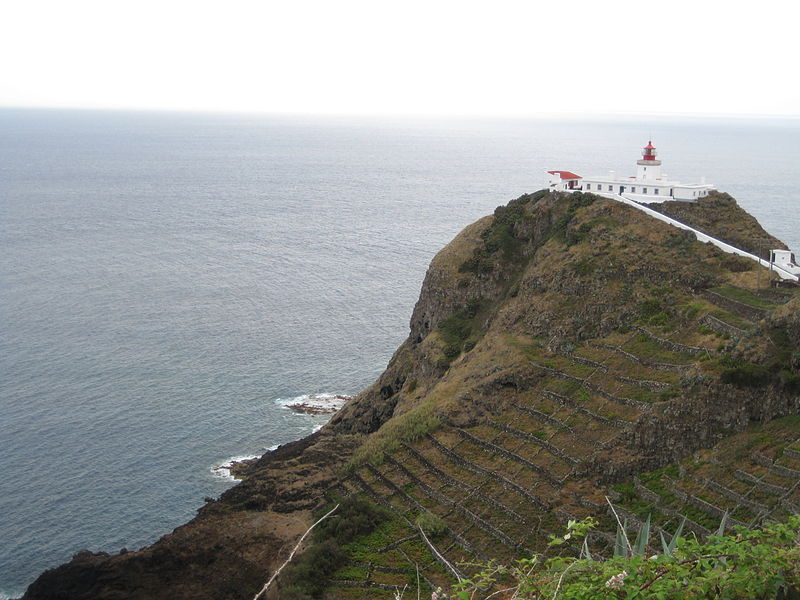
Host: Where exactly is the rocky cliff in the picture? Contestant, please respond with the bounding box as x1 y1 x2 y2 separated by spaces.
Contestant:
22 190 800 599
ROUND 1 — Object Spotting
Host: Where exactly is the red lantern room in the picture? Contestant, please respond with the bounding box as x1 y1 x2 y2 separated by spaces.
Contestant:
642 141 657 161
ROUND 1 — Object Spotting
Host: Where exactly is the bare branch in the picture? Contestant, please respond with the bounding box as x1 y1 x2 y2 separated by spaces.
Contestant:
551 561 577 600
252 503 340 600
418 524 463 582
605 496 633 556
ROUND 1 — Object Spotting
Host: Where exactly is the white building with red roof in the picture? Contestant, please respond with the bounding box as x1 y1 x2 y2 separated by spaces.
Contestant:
548 141 715 203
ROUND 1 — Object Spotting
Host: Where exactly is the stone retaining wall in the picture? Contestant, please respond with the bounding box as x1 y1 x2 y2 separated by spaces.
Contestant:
702 290 766 322
700 314 747 339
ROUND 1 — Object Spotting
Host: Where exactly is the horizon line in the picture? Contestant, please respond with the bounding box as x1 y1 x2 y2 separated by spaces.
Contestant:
2 104 799 122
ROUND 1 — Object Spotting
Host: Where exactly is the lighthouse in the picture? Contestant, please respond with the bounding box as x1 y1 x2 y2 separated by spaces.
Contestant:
636 141 662 182
547 141 715 202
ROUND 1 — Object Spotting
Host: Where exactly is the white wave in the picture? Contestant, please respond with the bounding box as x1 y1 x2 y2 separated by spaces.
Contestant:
210 444 280 482
210 454 259 482
209 393 351 484
274 392 351 414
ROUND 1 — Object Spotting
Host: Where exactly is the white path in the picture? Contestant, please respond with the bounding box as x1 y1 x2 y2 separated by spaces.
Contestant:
595 192 799 282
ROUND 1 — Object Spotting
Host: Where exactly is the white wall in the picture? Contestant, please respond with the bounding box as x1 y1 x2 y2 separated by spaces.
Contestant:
636 161 662 181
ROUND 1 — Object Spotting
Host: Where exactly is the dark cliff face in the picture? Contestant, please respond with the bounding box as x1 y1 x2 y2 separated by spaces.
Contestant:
23 191 800 600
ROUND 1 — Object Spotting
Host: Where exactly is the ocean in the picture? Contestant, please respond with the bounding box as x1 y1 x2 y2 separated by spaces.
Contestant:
1 108 798 597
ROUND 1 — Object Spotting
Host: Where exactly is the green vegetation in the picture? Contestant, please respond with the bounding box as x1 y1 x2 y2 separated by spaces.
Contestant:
446 516 800 599
662 230 695 254
710 308 749 328
348 401 440 468
459 191 546 274
718 355 778 389
570 258 597 275
624 333 694 364
279 496 393 600
637 298 673 326
415 510 447 538
779 369 800 393
680 302 705 320
715 342 800 393
459 190 598 275
549 192 598 246
712 285 777 310
437 298 485 364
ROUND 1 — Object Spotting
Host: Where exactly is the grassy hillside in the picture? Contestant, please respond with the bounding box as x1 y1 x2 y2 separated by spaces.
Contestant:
299 191 800 598
22 191 799 600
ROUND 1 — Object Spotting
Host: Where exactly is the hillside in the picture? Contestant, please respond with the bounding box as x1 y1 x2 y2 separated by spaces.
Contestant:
22 191 800 599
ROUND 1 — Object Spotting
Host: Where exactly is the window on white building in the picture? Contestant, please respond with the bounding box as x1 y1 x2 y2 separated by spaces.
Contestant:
643 188 647 194
654 189 659 195
608 185 613 191
631 187 636 193
586 184 591 190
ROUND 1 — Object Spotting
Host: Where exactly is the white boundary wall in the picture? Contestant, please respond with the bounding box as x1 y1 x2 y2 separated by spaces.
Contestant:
594 192 799 282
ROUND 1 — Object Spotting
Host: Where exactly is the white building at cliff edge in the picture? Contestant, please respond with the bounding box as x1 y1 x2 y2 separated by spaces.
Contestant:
548 141 716 203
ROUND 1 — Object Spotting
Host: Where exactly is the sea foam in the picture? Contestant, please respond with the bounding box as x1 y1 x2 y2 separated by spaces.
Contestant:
274 392 351 414
211 455 261 482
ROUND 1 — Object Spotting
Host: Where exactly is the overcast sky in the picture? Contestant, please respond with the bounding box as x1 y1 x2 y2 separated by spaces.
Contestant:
2 0 797 117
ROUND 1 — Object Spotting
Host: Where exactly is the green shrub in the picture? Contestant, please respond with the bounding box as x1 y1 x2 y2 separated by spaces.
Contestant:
279 496 392 599
349 402 440 468
570 259 596 275
415 510 447 538
638 299 662 318
437 298 485 365
719 355 771 388
779 370 800 393
682 302 704 320
638 298 672 326
459 193 542 274
547 192 597 245
448 516 800 599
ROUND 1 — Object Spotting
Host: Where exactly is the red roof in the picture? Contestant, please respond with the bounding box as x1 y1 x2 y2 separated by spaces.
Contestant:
547 170 582 180
644 141 655 149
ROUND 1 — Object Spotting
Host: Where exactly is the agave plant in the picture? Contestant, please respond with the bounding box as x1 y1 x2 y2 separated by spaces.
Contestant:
659 517 686 557
614 511 728 559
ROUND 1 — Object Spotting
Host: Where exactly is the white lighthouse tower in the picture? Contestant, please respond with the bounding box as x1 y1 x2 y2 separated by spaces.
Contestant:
636 141 662 181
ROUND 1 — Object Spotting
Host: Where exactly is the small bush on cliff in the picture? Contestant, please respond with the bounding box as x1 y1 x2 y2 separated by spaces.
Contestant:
459 190 548 274
719 355 772 388
637 298 673 326
416 510 447 539
547 192 597 245
348 401 440 468
438 298 485 364
279 496 392 600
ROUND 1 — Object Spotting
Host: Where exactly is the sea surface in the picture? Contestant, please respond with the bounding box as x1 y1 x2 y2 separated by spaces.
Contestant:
1 109 798 597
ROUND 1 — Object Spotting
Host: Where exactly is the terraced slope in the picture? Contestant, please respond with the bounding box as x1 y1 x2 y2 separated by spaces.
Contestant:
318 320 798 597
313 191 800 598
22 191 800 600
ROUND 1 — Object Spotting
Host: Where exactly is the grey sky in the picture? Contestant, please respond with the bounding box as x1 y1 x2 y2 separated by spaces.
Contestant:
2 0 797 117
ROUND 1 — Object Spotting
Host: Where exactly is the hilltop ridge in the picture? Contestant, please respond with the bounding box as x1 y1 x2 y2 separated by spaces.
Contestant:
22 190 800 599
